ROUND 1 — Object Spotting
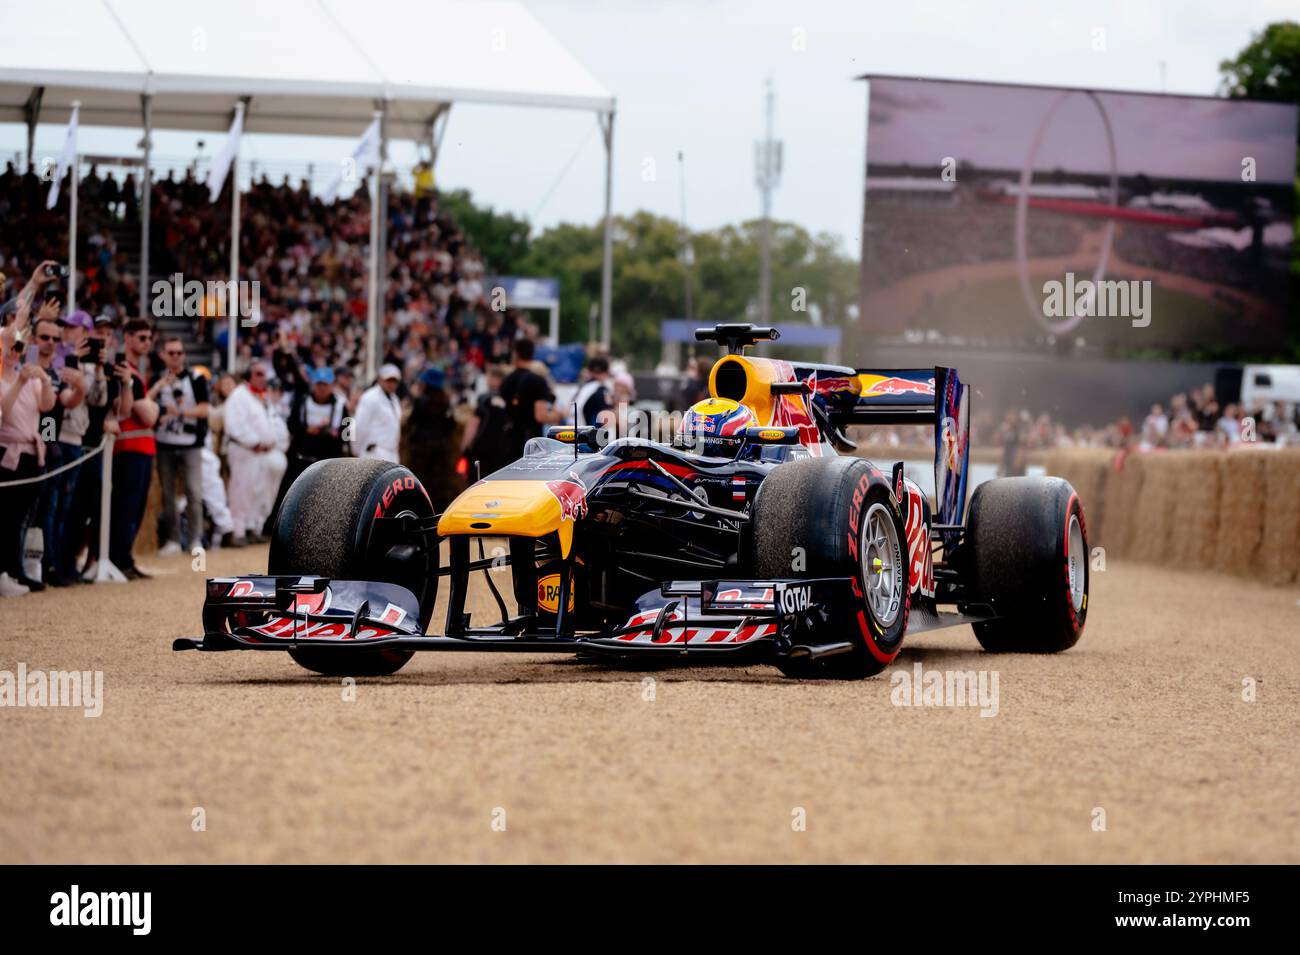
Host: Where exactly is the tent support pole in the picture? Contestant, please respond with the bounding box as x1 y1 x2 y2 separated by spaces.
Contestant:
139 93 152 320
227 176 240 371
365 104 387 384
68 101 80 312
428 103 451 169
23 87 43 170
599 109 615 351
226 99 246 374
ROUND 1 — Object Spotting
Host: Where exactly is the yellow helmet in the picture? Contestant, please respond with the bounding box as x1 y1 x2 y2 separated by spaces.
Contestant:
678 397 756 457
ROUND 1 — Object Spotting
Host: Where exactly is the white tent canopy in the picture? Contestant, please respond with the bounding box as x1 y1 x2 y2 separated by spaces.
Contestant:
0 0 614 134
0 0 617 350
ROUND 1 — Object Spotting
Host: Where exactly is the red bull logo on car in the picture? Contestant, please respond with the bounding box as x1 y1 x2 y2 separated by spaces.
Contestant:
546 477 588 521
860 374 936 398
902 483 936 599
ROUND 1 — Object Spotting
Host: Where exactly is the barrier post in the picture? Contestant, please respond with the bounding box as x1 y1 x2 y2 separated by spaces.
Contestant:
94 434 127 583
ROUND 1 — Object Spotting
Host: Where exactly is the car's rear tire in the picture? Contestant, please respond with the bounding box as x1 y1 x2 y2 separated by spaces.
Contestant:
751 456 908 679
269 458 437 677
964 476 1088 653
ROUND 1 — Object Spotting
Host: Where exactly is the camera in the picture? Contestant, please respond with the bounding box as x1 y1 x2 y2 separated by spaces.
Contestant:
43 264 70 279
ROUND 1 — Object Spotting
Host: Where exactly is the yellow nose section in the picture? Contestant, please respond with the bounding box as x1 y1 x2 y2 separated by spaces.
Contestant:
437 480 582 557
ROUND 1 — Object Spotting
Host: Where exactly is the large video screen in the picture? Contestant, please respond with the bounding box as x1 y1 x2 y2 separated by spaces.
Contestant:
860 76 1298 351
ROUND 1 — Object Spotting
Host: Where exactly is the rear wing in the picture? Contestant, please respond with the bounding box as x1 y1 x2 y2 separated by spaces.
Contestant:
843 369 941 425
833 367 971 540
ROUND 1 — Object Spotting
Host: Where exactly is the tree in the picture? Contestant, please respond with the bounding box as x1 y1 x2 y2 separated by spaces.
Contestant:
520 213 858 366
439 189 859 367
1220 21 1300 358
1218 21 1300 111
436 188 531 275
518 220 606 344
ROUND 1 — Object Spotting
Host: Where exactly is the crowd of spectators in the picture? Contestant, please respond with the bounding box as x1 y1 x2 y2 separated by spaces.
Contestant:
147 168 523 392
988 383 1300 458
0 161 605 599
0 262 600 599
845 380 1299 478
0 160 140 321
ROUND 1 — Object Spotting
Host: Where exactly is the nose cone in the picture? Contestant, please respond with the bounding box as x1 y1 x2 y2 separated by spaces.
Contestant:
437 479 586 557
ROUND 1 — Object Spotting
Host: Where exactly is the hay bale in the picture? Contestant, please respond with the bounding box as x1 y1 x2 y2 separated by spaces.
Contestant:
1128 454 1179 564
1259 449 1300 585
1044 449 1110 535
1214 451 1267 575
1166 452 1221 568
1097 452 1142 559
1027 447 1290 584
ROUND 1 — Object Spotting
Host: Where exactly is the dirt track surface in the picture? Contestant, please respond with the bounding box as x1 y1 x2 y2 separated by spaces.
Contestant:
1 547 1298 864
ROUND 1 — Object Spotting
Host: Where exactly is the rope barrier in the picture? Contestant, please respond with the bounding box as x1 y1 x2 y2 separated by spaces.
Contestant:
0 431 154 488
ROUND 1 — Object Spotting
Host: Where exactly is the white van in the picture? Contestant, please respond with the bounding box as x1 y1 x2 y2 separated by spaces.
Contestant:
1240 365 1300 409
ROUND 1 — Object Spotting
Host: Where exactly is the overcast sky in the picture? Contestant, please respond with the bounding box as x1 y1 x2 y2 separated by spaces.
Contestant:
3 0 1297 260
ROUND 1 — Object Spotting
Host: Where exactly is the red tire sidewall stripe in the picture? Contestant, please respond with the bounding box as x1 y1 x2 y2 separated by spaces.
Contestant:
848 471 906 664
1062 491 1087 634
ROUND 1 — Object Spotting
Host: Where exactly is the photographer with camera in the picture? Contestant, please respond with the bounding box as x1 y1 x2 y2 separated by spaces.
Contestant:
150 336 209 555
14 314 87 589
33 311 90 587
109 318 159 580
0 309 57 597
59 314 118 581
0 260 63 327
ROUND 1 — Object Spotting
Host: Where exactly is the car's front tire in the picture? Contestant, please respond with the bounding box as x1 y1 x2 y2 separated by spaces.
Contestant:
750 456 908 679
269 458 437 677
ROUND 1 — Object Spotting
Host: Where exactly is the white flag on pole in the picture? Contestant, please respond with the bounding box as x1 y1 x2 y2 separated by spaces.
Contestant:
46 104 80 210
207 104 245 202
323 118 381 203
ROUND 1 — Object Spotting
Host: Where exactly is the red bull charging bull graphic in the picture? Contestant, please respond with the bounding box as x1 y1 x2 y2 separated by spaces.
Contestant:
546 476 588 521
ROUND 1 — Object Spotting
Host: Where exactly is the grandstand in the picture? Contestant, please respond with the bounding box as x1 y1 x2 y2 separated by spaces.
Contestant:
0 153 530 389
0 0 618 367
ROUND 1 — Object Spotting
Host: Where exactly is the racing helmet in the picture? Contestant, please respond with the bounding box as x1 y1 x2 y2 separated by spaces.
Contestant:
678 397 756 457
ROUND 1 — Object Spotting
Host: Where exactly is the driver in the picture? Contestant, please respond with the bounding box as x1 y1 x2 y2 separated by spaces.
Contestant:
677 397 755 458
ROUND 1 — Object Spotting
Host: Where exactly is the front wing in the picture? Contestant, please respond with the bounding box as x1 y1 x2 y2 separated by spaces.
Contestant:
174 574 868 664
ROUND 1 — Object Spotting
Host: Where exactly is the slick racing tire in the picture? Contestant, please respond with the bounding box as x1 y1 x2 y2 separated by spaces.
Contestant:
751 456 908 679
269 458 437 677
965 476 1088 653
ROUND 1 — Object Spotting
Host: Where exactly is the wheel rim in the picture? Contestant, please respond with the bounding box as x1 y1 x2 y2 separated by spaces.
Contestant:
861 502 904 628
1067 512 1085 613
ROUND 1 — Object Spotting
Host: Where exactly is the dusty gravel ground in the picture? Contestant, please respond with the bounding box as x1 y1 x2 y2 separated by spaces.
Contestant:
1 545 1297 864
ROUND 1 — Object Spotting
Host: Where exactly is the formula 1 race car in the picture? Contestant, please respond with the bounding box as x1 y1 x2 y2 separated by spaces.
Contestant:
175 323 1090 679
